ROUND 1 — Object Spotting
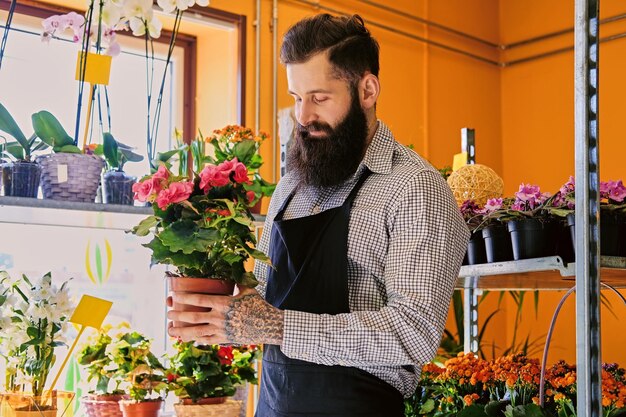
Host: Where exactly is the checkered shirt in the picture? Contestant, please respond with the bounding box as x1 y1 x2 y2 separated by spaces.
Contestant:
253 121 470 397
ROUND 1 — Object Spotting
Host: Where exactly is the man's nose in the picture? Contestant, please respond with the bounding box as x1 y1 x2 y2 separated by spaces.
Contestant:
296 101 317 127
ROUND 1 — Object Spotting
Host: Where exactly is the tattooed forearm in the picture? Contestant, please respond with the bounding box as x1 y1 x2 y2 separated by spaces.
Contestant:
225 293 284 345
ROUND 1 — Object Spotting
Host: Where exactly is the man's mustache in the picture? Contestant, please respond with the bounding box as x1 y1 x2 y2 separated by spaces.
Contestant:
297 122 333 137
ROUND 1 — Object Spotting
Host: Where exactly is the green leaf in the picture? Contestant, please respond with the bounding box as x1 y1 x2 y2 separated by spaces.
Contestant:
419 398 435 413
103 132 120 169
129 216 159 237
485 400 510 416
158 219 220 254
55 144 82 153
238 271 258 288
0 102 29 149
457 404 489 417
143 238 206 270
32 111 75 149
232 140 257 165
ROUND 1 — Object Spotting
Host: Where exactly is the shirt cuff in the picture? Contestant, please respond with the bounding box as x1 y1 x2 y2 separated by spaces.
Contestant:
281 309 321 362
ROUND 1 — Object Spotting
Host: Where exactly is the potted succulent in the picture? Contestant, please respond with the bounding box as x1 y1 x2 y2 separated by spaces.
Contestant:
108 331 166 417
167 340 260 417
129 159 271 321
0 102 49 197
76 324 131 417
99 133 144 205
206 125 276 213
0 270 75 417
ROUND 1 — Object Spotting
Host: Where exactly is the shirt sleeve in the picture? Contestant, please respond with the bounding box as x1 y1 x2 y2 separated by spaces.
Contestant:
281 169 470 367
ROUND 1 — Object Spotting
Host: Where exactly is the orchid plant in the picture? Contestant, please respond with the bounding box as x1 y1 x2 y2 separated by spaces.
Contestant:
41 0 209 164
0 271 74 399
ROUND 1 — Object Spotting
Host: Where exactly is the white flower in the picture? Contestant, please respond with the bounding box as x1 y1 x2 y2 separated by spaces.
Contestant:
0 314 12 333
194 0 210 7
124 0 154 20
28 302 54 321
96 1 124 28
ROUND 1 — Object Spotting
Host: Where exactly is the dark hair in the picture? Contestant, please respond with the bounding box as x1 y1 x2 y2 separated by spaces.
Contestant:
280 14 380 85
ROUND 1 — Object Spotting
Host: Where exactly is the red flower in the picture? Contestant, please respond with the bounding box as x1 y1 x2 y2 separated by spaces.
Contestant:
246 191 256 203
199 165 230 191
166 372 178 383
233 162 251 184
217 346 234 365
133 177 162 202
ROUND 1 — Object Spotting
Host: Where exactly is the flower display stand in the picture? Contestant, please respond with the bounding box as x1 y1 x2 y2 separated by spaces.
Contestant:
0 391 75 417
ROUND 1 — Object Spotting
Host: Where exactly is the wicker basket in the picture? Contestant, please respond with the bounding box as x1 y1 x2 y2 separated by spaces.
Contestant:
37 153 105 202
81 396 124 417
173 400 242 417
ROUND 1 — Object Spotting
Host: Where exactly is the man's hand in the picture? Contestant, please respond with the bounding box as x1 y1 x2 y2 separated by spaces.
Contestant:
167 286 284 345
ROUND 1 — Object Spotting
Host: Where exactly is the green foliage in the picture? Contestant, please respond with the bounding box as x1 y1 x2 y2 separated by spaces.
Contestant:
0 102 50 161
102 132 143 171
31 110 81 153
167 340 260 402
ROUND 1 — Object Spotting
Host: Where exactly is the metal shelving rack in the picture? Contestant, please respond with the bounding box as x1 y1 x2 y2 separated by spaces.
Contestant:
458 2 607 416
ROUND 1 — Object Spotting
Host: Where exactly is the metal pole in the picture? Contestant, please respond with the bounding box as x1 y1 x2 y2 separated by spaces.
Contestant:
463 280 480 354
574 0 602 415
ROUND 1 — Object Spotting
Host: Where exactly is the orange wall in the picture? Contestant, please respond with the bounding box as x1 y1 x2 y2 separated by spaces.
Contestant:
499 0 626 365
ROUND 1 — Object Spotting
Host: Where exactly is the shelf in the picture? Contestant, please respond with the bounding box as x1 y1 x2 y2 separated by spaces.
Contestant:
0 196 265 231
457 256 626 290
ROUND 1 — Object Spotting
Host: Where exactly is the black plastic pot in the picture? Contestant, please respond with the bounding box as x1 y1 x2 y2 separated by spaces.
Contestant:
482 223 514 263
555 220 575 263
507 218 554 260
1 161 41 198
568 211 626 257
466 231 487 265
102 170 136 205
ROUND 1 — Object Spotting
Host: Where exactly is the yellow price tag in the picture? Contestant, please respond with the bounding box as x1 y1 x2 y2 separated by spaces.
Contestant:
69 294 113 329
75 52 112 85
452 152 468 172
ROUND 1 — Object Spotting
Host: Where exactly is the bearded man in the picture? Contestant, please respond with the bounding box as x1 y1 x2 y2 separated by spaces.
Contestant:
168 13 469 417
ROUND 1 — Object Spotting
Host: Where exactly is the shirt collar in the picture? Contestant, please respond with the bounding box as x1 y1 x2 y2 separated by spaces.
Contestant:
359 120 395 176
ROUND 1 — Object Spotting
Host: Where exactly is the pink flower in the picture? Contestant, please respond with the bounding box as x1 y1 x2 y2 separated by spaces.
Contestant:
133 178 162 202
482 198 503 214
153 165 171 182
199 165 230 191
246 190 256 203
233 162 250 184
155 181 194 210
601 180 626 203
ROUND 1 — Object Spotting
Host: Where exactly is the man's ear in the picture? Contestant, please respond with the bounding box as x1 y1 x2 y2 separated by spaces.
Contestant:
359 73 380 110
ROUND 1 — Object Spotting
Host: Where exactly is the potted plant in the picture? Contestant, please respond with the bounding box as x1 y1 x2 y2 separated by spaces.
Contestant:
167 340 260 417
129 159 271 320
107 331 166 417
99 133 144 205
0 270 75 417
76 324 130 417
477 197 515 263
459 199 487 265
31 111 105 203
206 125 276 213
0 102 50 197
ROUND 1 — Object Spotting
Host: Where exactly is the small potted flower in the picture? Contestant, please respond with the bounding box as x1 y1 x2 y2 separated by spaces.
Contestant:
0 270 75 417
599 179 626 256
167 340 260 417
108 331 167 417
76 323 131 417
478 197 515 263
129 158 272 320
484 183 553 260
459 199 487 265
206 125 276 213
0 102 50 197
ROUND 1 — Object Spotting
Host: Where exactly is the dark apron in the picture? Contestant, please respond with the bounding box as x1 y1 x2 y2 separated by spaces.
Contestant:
256 171 404 417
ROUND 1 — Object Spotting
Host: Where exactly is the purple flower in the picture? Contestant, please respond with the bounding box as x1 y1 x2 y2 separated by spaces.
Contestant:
512 183 550 212
482 198 503 214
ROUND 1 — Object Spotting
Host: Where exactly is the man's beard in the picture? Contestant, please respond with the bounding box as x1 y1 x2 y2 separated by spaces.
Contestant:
287 93 369 188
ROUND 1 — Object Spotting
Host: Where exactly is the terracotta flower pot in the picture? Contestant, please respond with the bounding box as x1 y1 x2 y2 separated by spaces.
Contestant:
119 400 162 417
168 277 235 327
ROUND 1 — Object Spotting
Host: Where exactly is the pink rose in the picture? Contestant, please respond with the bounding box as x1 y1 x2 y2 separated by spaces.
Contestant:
199 165 230 191
218 158 238 173
133 178 162 202
233 162 250 184
155 181 194 210
246 190 256 203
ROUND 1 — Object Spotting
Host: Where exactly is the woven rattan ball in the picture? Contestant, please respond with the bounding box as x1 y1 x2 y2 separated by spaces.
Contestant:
446 164 504 206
